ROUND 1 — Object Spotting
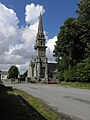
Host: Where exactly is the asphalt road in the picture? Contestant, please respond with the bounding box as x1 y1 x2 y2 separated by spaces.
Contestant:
9 83 90 120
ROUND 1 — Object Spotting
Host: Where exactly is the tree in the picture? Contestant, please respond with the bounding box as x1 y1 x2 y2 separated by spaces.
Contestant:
76 58 90 82
20 71 27 81
53 18 82 81
76 0 90 82
53 18 84 69
8 66 19 79
53 0 90 82
76 0 90 58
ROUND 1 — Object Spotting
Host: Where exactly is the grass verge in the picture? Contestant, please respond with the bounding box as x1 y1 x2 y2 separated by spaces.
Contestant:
60 82 90 89
0 84 59 120
14 89 59 120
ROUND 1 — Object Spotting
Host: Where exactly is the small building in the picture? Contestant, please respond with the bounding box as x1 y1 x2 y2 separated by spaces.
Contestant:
1 71 8 82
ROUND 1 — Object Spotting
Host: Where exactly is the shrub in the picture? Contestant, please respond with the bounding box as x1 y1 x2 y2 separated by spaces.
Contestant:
57 71 63 81
76 58 90 82
63 67 76 82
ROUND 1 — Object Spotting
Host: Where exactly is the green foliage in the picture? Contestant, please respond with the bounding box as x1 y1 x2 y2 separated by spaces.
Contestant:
8 66 19 79
76 0 90 21
63 67 76 82
14 89 59 120
53 0 90 83
60 82 90 89
76 58 90 82
57 71 63 81
54 18 84 68
57 56 71 71
20 71 27 81
0 86 59 120
77 0 90 57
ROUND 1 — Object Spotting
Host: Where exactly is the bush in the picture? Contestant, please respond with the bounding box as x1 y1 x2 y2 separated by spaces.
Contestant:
57 71 63 81
63 67 76 82
76 59 90 82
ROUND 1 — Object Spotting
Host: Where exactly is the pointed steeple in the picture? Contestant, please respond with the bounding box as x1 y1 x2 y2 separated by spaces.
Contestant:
38 13 43 34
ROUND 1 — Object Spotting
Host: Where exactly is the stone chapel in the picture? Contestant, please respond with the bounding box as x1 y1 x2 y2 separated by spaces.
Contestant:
28 14 57 82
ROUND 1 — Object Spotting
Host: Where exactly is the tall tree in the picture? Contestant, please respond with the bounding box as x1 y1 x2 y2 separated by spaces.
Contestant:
53 0 90 82
8 66 19 79
76 0 90 82
53 18 84 71
76 0 90 58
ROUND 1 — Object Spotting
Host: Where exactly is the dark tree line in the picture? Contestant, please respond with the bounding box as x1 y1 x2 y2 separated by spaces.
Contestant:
53 0 90 82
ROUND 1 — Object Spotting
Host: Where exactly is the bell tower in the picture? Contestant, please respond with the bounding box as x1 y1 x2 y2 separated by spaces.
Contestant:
34 13 48 81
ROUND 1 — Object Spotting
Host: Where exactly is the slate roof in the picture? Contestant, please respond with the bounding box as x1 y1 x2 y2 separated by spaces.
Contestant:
48 63 57 72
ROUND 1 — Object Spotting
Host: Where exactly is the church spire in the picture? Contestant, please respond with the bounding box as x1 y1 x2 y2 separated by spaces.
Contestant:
38 13 43 34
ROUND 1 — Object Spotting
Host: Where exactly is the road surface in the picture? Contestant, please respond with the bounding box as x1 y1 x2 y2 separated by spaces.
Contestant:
9 83 90 120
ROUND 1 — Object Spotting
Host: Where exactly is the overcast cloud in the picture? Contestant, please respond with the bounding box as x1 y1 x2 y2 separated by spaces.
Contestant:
0 3 56 74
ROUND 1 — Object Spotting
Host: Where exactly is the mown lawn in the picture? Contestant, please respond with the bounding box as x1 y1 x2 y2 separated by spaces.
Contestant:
0 84 59 120
60 82 90 89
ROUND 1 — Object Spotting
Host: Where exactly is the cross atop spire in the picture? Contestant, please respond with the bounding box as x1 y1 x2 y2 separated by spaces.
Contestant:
38 13 43 34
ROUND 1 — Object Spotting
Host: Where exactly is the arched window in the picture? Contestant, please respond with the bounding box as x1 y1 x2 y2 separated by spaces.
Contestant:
41 41 42 45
